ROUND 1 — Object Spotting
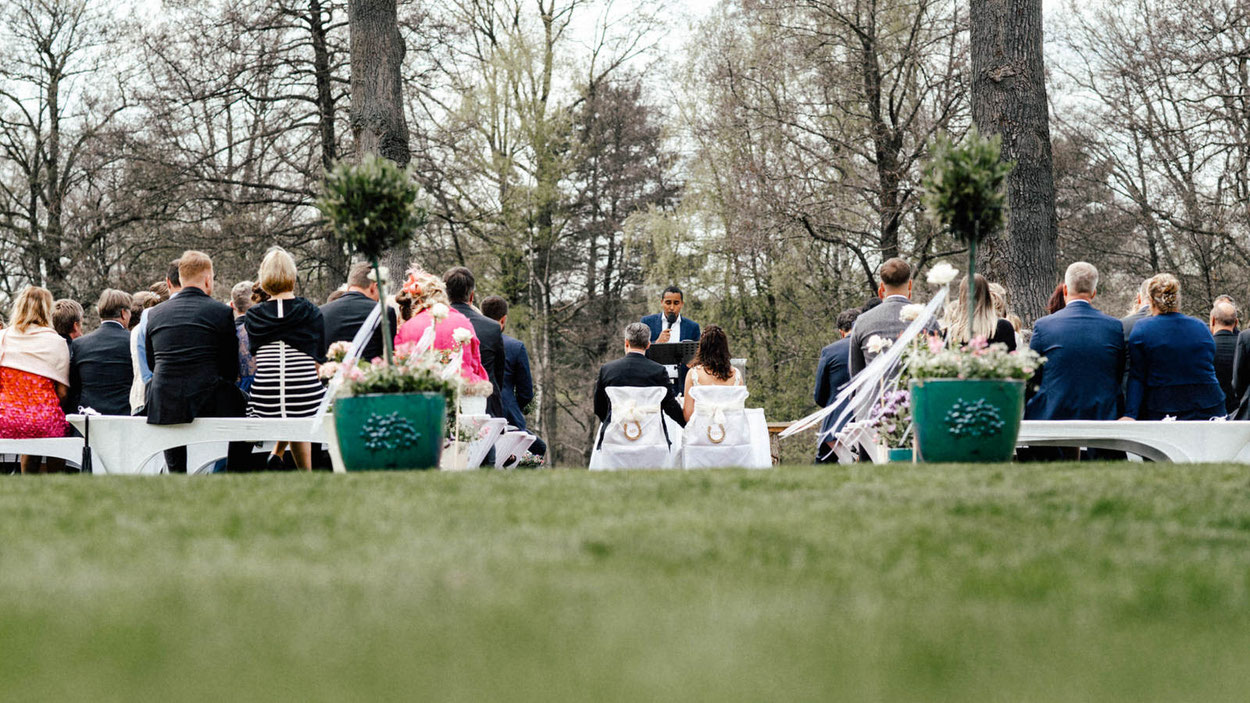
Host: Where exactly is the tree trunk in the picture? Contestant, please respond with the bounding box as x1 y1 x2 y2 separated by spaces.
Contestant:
309 0 349 283
970 0 1057 323
348 0 409 166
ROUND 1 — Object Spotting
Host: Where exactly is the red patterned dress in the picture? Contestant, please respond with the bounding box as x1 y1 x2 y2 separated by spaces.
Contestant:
0 367 68 438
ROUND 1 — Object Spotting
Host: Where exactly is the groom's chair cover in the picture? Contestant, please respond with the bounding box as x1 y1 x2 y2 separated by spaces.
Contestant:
682 386 769 469
588 386 679 470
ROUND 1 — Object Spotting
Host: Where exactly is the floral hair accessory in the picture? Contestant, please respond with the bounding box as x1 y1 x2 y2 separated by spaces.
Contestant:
402 272 424 298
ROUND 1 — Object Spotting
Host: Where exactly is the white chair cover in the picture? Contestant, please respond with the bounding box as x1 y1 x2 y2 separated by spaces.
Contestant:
588 386 679 470
682 386 770 469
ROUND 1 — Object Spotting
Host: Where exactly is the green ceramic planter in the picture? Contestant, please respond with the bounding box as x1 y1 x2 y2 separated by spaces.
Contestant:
333 392 446 471
909 379 1024 463
887 448 914 463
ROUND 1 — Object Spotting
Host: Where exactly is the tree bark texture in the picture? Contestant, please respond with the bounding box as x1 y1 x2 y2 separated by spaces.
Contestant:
970 0 1057 323
348 0 409 166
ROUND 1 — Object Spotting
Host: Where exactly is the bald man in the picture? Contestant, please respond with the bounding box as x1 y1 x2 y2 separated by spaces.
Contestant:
1212 299 1239 414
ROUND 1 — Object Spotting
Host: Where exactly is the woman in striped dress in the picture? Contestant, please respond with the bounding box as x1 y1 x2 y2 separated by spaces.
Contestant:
244 247 326 470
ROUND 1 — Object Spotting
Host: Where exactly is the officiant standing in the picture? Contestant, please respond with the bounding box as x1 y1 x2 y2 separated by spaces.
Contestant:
642 286 701 396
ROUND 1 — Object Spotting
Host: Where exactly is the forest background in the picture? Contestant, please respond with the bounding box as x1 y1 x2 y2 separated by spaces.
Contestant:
1 0 1243 465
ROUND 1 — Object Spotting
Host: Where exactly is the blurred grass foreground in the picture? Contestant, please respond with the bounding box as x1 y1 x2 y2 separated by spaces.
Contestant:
3 463 1250 702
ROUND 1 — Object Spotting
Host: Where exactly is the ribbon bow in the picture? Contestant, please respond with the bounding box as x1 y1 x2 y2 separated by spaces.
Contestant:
614 400 659 441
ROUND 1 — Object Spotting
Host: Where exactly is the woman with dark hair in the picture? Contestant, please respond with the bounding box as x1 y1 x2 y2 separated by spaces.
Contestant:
1045 283 1066 316
683 324 742 422
1123 273 1225 420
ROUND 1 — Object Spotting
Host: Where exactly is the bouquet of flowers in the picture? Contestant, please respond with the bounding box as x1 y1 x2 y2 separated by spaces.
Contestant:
868 389 911 448
905 336 1043 382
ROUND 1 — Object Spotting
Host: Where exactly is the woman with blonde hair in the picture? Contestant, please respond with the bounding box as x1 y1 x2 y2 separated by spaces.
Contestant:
244 247 326 469
1123 273 1225 420
941 274 1016 350
392 266 489 384
0 286 71 472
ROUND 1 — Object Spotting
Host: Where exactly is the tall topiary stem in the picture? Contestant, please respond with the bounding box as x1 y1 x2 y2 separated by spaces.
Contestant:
373 256 394 365
967 223 978 340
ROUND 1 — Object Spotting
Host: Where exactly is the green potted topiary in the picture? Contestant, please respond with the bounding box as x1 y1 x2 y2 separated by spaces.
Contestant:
911 128 1042 462
317 154 447 470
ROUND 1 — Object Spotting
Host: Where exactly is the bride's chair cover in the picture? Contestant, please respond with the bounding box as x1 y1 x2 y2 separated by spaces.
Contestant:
682 386 770 469
588 386 679 470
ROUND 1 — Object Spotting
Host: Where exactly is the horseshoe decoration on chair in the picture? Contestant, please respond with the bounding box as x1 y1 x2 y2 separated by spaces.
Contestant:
622 420 643 441
706 423 726 444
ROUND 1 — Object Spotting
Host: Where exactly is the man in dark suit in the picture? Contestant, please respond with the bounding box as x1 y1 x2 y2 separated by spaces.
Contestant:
593 323 685 430
69 289 135 415
813 309 859 463
641 286 701 396
1026 262 1125 422
1210 299 1239 414
145 251 248 473
480 295 546 457
320 262 397 362
444 266 506 418
848 258 938 376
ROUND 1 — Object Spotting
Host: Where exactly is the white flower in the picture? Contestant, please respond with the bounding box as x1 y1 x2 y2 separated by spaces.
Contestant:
366 265 390 285
866 334 893 355
430 303 450 322
452 327 474 345
1162 415 1177 422
899 304 926 323
926 262 958 286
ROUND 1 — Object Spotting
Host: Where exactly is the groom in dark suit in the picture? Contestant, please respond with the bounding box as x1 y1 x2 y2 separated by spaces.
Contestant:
593 323 686 429
145 251 249 473
641 286 701 396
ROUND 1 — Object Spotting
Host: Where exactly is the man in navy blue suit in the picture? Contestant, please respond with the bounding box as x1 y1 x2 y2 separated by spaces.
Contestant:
1026 262 1125 423
480 296 545 457
641 286 701 396
813 308 860 463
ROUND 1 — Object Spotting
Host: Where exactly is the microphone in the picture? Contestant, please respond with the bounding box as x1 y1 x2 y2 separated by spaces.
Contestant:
664 312 678 325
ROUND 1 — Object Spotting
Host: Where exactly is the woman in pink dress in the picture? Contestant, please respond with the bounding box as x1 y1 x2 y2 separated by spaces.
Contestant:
0 285 71 473
393 268 489 383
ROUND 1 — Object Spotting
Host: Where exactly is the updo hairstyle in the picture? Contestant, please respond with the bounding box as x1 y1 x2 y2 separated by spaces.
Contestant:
1147 273 1180 315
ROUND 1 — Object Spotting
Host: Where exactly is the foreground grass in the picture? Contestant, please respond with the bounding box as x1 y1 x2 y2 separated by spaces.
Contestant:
3 464 1250 702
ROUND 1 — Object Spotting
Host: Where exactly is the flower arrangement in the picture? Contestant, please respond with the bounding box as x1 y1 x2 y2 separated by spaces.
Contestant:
868 389 911 448
513 451 545 469
905 336 1043 382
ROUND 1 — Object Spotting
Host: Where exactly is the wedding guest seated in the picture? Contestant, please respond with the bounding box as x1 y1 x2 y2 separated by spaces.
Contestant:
0 286 71 473
1026 262 1124 422
230 281 257 394
128 290 162 414
393 267 489 385
1214 294 1240 333
1210 299 1239 415
849 258 936 375
480 295 545 456
681 325 768 469
320 262 397 363
132 260 181 408
325 288 346 304
245 248 327 470
989 282 1024 349
145 251 249 473
942 274 1016 351
813 308 859 463
1122 274 1225 421
1045 283 1066 316
53 298 83 345
444 266 506 417
69 289 135 416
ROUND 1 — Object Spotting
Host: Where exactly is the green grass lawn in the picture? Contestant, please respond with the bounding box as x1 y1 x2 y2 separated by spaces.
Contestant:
3 463 1250 702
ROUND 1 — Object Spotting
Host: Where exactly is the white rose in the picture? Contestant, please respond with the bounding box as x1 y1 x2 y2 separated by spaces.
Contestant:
866 334 893 355
926 262 958 286
899 304 926 323
452 327 474 345
430 303 450 322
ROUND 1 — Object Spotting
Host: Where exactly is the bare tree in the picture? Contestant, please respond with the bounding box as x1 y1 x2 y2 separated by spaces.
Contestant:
349 0 409 165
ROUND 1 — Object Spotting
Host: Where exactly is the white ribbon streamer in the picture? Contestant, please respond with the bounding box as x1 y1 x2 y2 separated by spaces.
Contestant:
311 303 383 432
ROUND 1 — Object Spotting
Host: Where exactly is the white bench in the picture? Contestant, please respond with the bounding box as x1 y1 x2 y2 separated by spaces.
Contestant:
1016 420 1250 463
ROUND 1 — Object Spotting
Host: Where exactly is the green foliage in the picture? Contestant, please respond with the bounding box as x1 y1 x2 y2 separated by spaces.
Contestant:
6 465 1250 700
922 127 1014 244
316 153 428 261
343 363 456 399
905 338 1045 381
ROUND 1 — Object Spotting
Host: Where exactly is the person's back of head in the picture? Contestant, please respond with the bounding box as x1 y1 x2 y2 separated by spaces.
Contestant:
9 285 54 333
1046 283 1066 315
53 298 84 338
96 289 132 322
177 251 213 292
692 324 732 381
988 282 1009 318
837 308 860 334
231 281 254 316
443 266 475 304
166 259 182 291
1211 300 1237 330
326 288 347 304
258 247 297 296
1147 273 1180 315
623 322 651 351
1131 275 1155 314
1064 261 1099 300
860 296 882 314
346 262 374 291
149 280 170 302
878 258 912 297
944 274 996 344
480 295 508 322
131 291 160 329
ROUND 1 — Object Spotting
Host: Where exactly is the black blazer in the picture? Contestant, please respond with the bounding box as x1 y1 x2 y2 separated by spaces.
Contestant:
1231 330 1250 418
320 291 397 362
593 352 685 428
453 301 506 418
1214 329 1238 414
69 321 134 416
144 287 244 425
